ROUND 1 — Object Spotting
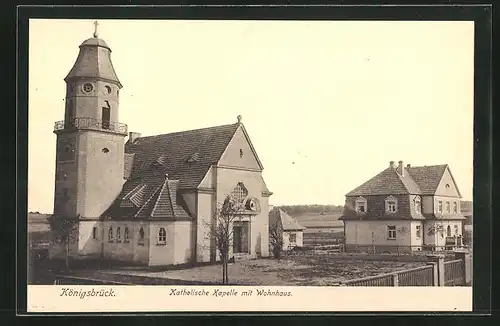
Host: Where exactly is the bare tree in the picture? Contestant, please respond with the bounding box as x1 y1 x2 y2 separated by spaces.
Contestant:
269 219 283 260
47 214 79 270
206 195 245 285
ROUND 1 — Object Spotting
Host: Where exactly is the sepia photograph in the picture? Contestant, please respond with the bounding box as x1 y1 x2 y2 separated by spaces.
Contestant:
25 16 478 312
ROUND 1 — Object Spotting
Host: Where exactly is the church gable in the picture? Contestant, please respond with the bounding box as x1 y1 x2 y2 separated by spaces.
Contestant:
218 125 263 171
434 166 462 198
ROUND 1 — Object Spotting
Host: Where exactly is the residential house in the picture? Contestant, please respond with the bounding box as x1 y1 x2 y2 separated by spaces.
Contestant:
340 161 465 252
49 31 272 266
269 207 306 250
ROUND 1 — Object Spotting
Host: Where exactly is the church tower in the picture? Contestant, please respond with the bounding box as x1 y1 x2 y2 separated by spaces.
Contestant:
53 22 127 223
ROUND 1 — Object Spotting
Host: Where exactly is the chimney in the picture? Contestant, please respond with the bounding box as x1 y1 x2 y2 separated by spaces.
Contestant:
128 132 141 144
389 161 396 169
407 164 411 168
398 160 404 176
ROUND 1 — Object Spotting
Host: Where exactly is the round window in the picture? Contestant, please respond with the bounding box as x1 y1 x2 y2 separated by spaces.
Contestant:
83 83 94 93
105 85 112 94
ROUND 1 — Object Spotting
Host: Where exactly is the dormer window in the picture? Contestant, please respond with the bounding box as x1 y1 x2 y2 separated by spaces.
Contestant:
385 196 398 213
414 196 421 214
355 197 367 214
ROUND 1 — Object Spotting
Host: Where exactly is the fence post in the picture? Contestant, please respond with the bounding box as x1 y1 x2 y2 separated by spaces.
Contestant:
454 249 472 285
426 254 445 286
392 273 399 287
426 262 439 286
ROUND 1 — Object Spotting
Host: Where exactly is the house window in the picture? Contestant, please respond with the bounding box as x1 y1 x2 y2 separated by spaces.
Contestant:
355 197 367 213
108 227 113 242
92 226 98 240
158 228 166 245
116 227 121 242
289 233 297 244
231 182 248 202
446 201 450 213
124 227 130 243
438 201 443 213
387 225 397 240
416 225 421 239
138 227 145 245
414 196 421 213
239 149 243 158
453 202 458 214
385 196 398 213
446 225 451 237
454 225 458 236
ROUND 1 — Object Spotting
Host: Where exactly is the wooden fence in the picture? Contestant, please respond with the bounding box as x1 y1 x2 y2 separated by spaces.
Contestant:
343 251 471 287
343 265 435 287
444 259 465 286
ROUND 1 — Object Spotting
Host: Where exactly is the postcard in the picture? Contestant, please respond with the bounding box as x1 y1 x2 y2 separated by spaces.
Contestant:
26 18 474 313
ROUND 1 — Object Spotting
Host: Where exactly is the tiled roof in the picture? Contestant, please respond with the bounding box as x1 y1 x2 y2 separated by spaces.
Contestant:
269 208 305 231
345 167 422 197
300 220 344 228
345 164 455 197
103 122 241 220
125 123 240 189
406 165 448 195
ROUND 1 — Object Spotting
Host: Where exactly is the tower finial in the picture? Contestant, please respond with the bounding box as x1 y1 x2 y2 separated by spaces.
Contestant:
93 20 99 38
237 115 242 124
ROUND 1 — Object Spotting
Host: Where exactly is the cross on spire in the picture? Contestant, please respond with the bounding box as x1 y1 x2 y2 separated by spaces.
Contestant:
93 20 99 38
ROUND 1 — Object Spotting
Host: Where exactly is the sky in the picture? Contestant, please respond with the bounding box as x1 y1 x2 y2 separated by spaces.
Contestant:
28 19 474 213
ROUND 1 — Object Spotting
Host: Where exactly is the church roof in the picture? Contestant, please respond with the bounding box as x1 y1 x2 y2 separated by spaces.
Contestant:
103 122 242 220
64 36 122 87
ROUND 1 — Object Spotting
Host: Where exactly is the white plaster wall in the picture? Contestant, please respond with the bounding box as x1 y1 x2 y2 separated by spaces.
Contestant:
173 221 193 265
77 220 102 257
196 192 215 263
148 221 175 266
344 220 412 247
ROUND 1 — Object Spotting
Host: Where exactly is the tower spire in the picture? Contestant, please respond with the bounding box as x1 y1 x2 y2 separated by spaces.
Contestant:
93 20 99 38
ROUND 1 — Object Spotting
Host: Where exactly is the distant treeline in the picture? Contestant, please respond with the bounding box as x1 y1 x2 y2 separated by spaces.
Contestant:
276 205 344 215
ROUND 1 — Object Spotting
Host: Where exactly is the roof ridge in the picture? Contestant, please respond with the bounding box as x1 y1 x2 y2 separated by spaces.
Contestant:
150 178 169 218
166 180 176 219
135 123 238 141
134 180 166 218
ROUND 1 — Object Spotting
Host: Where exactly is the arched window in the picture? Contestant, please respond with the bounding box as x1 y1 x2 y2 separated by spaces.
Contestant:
231 182 248 202
116 227 121 242
108 227 113 242
446 225 451 237
158 227 167 245
124 227 129 243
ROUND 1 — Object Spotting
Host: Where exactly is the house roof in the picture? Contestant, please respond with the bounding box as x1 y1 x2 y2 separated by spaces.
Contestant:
345 164 455 197
269 208 306 231
345 166 421 196
406 165 448 195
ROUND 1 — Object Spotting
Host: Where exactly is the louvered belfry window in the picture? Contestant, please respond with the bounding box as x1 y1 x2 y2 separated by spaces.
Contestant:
231 182 248 202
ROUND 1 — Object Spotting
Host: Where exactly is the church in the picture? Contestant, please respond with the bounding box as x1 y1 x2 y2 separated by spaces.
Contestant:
49 24 273 266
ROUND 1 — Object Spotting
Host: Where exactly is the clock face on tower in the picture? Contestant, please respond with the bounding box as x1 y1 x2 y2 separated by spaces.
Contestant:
82 83 94 93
